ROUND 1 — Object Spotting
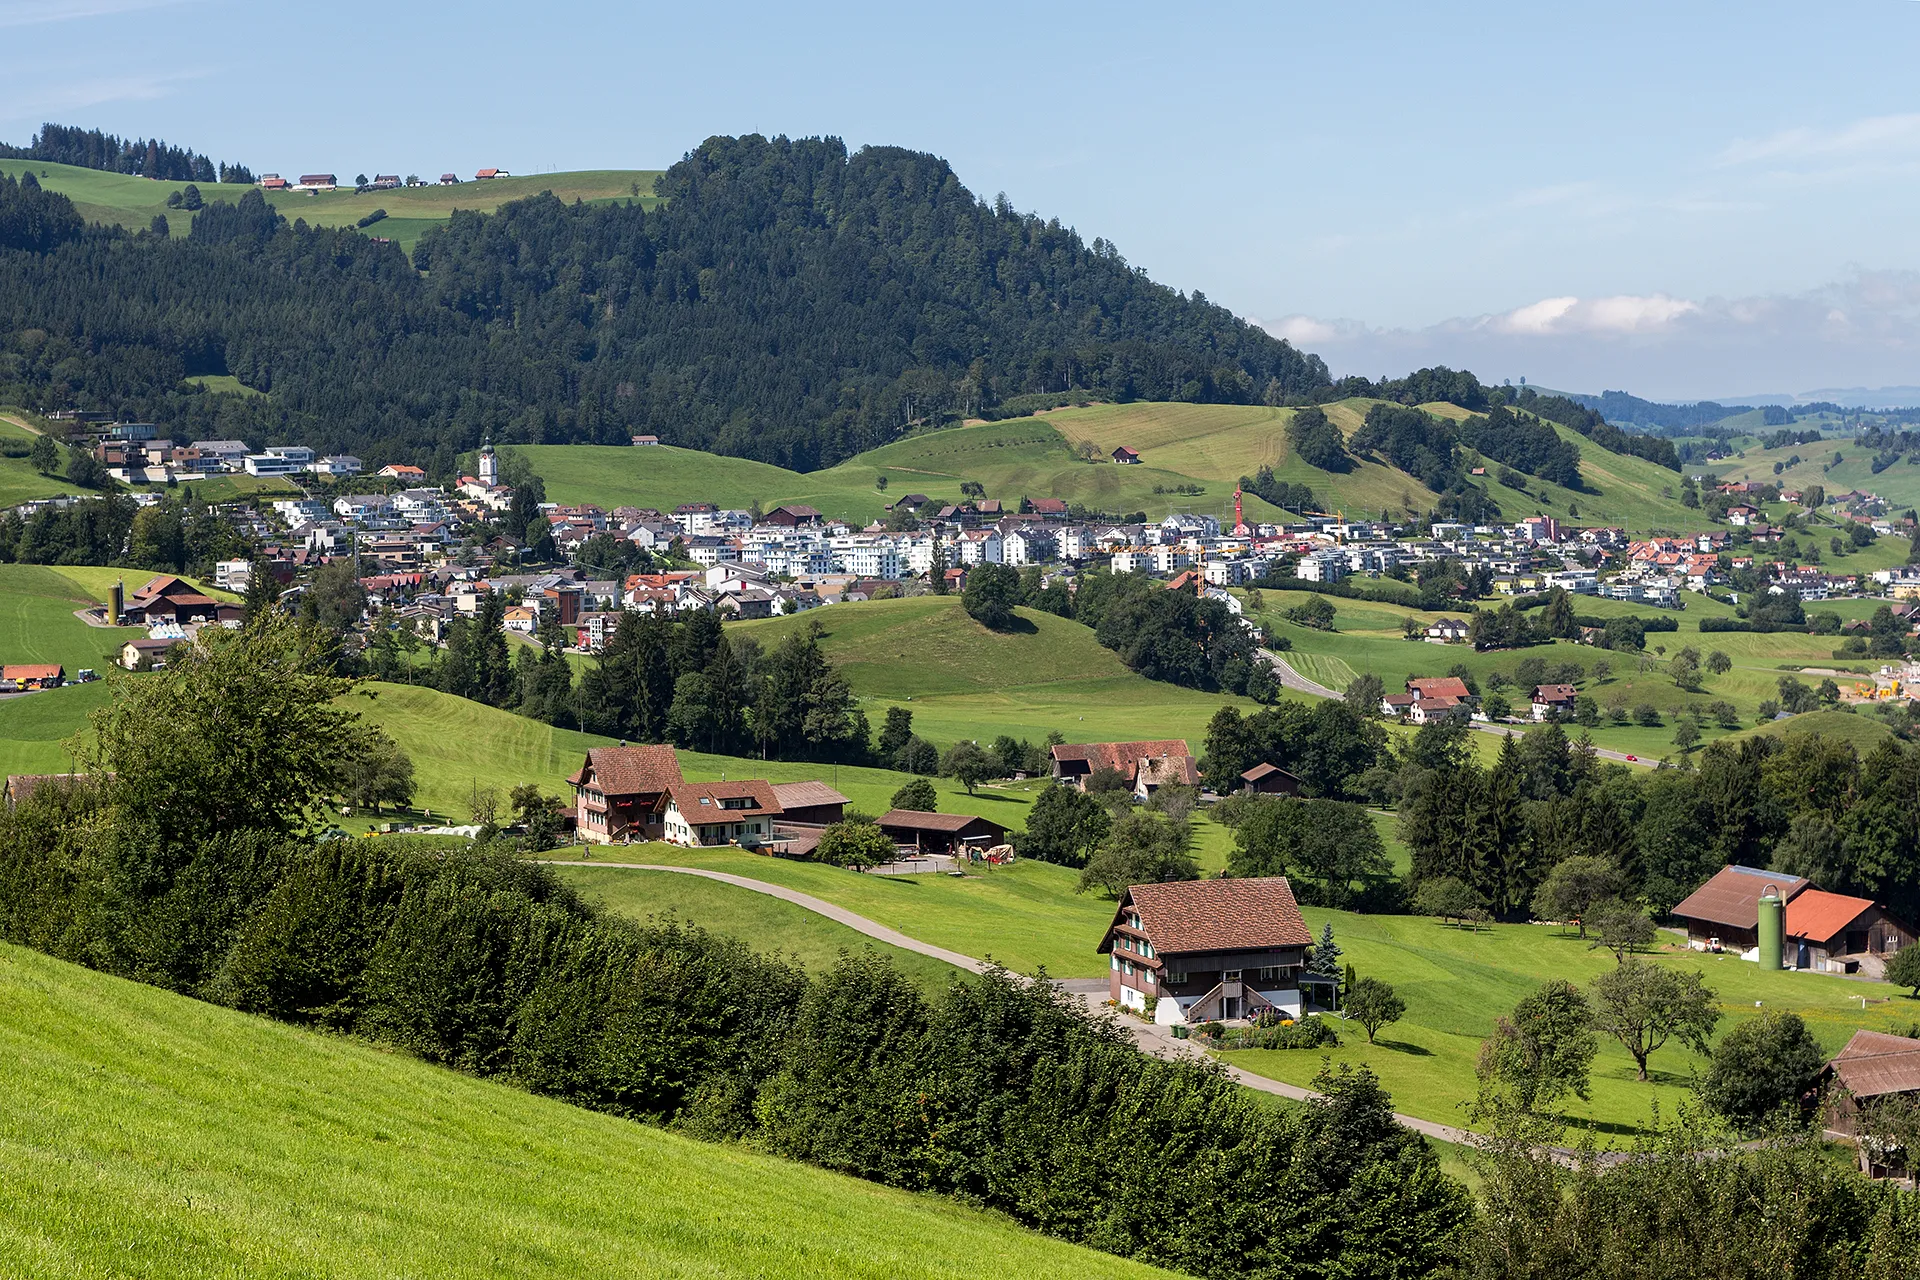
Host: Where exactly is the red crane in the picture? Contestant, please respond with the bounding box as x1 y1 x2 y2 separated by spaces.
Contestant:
1232 486 1250 537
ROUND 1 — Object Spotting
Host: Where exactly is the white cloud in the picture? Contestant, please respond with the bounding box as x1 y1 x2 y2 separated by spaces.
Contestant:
4 68 201 120
0 0 187 26
1260 270 1920 402
1717 112 1920 167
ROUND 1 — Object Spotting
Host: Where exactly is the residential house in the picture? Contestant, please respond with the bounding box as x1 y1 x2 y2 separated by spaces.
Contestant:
877 809 1009 856
1098 877 1314 1024
1405 676 1473 725
378 464 427 481
1425 618 1469 644
631 435 661 446
763 504 824 528
118 575 230 626
475 167 510 179
568 745 684 844
661 781 783 847
1111 446 1142 464
119 637 176 670
1531 683 1578 720
1050 739 1200 797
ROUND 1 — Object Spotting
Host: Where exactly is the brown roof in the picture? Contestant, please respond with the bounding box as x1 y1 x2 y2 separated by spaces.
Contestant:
1138 753 1201 788
1829 1030 1920 1100
668 780 781 820
1050 740 1193 783
1407 677 1470 700
1239 763 1297 783
567 745 683 796
1670 864 1812 931
770 781 849 810
1104 877 1313 956
1534 684 1578 702
4 773 91 804
1785 889 1882 945
878 809 1007 835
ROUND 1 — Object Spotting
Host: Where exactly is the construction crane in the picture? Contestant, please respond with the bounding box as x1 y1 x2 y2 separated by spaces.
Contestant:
1232 486 1250 537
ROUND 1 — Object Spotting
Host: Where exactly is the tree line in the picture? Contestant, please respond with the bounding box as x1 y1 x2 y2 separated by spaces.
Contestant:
0 122 253 185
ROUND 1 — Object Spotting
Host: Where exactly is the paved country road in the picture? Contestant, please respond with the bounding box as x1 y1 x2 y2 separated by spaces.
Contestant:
544 858 1479 1148
1261 650 1649 767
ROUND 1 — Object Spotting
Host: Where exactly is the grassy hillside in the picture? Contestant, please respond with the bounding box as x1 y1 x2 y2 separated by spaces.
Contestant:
0 563 149 673
1706 436 1920 511
0 159 664 251
729 596 1254 747
0 943 1171 1279
1223 907 1920 1138
0 415 88 508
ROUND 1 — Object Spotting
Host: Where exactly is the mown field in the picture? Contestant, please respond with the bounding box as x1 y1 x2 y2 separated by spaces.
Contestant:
0 416 88 508
0 160 663 251
1706 435 1920 512
1222 908 1920 1139
0 944 1171 1280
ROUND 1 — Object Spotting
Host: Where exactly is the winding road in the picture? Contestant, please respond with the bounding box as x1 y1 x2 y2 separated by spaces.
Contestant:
1261 650 1650 766
543 858 1478 1148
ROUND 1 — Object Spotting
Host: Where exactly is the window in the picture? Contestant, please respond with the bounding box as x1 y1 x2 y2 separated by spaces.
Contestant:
1111 954 1120 971
1122 959 1134 976
1224 970 1242 982
1164 970 1187 985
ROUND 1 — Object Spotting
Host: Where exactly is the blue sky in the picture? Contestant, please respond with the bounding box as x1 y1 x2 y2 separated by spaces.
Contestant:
7 0 1920 401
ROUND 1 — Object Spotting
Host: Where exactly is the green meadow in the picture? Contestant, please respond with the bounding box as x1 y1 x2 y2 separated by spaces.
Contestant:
0 415 88 508
0 943 1171 1280
1221 907 1920 1139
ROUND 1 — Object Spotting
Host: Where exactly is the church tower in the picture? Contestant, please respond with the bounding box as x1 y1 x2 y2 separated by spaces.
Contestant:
477 440 498 486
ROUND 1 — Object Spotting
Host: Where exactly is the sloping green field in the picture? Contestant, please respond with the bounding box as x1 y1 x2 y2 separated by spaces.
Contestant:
0 160 663 250
0 944 1172 1280
0 415 88 508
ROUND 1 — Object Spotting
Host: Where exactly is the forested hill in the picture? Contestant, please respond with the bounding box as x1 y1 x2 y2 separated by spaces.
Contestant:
0 135 1330 470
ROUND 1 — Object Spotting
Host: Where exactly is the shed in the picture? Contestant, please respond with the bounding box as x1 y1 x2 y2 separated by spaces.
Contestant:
877 809 1008 855
769 780 849 826
1239 763 1301 796
1671 864 1812 953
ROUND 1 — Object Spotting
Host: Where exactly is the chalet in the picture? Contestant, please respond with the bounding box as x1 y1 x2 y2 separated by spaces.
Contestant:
1050 739 1200 799
631 435 661 446
1671 864 1812 953
1425 618 1469 644
1098 877 1314 1024
439 173 459 185
1825 1031 1920 1178
258 175 288 190
768 780 848 826
475 167 509 180
1 663 63 691
1785 889 1915 977
378 464 427 480
568 745 683 844
1111 446 1142 464
763 504 824 528
1026 497 1070 519
1380 692 1415 718
661 781 782 847
119 637 176 670
296 174 337 190
1406 676 1473 725
118 575 229 626
1532 683 1578 720
877 809 1008 856
1239 763 1301 795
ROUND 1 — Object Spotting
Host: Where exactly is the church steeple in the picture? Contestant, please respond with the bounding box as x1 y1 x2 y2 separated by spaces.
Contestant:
478 439 498 486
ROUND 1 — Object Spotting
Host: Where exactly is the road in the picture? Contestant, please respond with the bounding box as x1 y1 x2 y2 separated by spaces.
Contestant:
1261 651 1649 766
543 858 1479 1148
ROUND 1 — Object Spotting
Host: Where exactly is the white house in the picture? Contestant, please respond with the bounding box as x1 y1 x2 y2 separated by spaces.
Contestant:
307 455 363 477
661 781 784 847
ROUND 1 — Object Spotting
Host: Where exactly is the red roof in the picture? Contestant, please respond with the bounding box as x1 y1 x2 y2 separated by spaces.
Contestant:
1785 888 1880 944
1102 878 1313 956
1407 677 1470 700
2 664 63 680
567 745 682 796
1534 684 1578 702
1051 740 1194 784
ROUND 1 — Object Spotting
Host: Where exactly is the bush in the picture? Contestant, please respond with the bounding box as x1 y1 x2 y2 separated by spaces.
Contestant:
889 778 937 812
1698 1010 1827 1128
1227 1015 1340 1050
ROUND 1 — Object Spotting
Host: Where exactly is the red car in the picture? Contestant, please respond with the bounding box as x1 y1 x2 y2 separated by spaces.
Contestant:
1625 754 1638 762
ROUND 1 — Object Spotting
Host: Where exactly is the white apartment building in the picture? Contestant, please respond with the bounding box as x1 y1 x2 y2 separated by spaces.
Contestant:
955 529 1004 565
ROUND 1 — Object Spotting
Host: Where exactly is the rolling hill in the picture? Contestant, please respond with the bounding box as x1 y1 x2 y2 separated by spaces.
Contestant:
0 158 663 250
527 399 1708 531
0 942 1172 1280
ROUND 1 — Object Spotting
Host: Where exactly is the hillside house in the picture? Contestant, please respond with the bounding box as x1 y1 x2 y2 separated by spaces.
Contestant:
1425 618 1469 644
568 745 683 844
1050 739 1200 799
119 637 176 670
1111 446 1141 464
475 168 510 179
1671 865 1813 954
877 809 1009 856
1 664 63 691
662 781 782 847
1239 763 1301 795
378 464 427 481
1098 877 1314 1024
1825 1031 1920 1178
1532 683 1578 720
1785 890 1915 977
439 173 459 185
1406 676 1473 725
118 575 232 627
763 504 823 528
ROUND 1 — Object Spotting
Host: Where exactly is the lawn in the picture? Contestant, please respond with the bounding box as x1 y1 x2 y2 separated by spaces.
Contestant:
0 414 88 508
1218 909 1920 1140
0 943 1171 1280
555 865 971 994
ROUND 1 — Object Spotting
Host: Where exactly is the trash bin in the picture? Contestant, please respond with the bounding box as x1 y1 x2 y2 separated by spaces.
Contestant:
1172 1025 1188 1040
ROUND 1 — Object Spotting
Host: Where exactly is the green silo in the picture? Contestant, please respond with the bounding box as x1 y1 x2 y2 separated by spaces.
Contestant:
1757 888 1784 971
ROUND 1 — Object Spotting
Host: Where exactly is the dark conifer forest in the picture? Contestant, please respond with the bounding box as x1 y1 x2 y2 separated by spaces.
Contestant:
0 135 1333 470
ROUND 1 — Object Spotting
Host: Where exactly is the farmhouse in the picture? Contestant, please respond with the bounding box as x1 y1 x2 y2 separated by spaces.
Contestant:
763 504 823 528
1531 683 1578 720
1405 676 1473 725
1785 889 1915 977
1111 446 1141 464
119 637 176 670
1825 1030 1920 1178
877 809 1008 856
117 575 230 626
1671 864 1813 953
1 663 63 691
475 168 510 180
1098 877 1314 1024
631 435 661 446
1050 739 1199 798
567 744 683 843
1239 763 1301 795
1425 618 1469 644
661 781 782 847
